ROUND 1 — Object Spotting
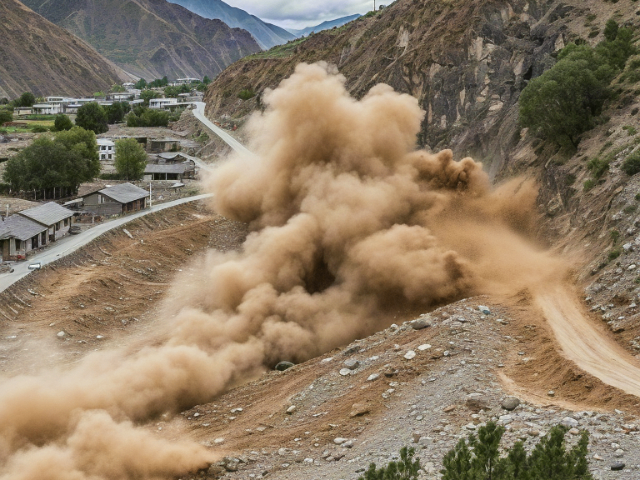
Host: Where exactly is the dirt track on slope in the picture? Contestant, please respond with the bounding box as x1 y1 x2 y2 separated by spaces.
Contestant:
536 284 640 398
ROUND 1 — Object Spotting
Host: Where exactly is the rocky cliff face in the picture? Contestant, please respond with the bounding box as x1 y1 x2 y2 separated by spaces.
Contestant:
20 0 261 80
204 0 631 172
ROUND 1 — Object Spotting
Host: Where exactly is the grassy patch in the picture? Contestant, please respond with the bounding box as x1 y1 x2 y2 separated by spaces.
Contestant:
245 38 309 60
609 248 622 261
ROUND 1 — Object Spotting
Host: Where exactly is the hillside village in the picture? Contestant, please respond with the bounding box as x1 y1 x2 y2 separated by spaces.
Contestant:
0 76 223 264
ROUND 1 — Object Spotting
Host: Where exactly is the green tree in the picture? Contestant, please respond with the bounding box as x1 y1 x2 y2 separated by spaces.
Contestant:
520 27 635 148
126 106 169 127
604 19 619 42
134 78 147 90
115 138 147 180
16 92 35 107
140 89 160 106
75 102 108 134
105 102 131 124
53 114 73 131
202 75 211 85
359 446 421 480
3 127 99 194
164 84 190 97
0 109 12 125
440 422 593 480
110 84 126 93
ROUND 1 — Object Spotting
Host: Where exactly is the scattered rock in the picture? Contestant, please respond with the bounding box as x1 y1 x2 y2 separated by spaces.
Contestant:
614 449 624 458
501 397 521 411
339 368 352 376
333 437 347 445
56 331 66 338
223 457 240 472
569 428 580 435
547 390 555 397
344 359 360 370
214 438 225 444
275 361 295 371
611 461 625 471
286 405 296 414
349 402 370 417
404 350 416 360
443 405 456 413
466 396 490 412
367 373 380 382
561 417 579 428
207 464 225 476
410 316 431 330
418 344 431 351
478 305 491 315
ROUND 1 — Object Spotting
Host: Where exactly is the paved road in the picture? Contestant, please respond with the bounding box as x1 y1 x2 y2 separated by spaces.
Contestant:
193 102 255 157
0 194 212 293
178 152 212 172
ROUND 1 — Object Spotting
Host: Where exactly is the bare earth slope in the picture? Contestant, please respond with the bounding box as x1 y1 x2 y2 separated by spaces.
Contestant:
0 0 126 98
20 0 261 80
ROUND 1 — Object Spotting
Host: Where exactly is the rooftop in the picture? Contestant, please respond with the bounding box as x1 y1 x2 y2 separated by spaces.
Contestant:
19 202 74 227
144 164 187 175
0 215 47 241
99 183 148 204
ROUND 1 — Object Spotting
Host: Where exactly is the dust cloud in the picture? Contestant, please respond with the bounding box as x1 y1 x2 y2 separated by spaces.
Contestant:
0 62 564 479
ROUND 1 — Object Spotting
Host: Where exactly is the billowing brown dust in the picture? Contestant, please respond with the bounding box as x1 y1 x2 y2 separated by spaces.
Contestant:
0 63 564 480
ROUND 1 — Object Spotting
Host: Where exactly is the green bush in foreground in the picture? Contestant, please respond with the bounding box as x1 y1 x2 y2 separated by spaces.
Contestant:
441 422 592 480
359 446 421 480
362 422 593 480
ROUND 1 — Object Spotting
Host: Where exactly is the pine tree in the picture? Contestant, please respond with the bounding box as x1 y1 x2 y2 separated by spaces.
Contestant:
359 446 421 480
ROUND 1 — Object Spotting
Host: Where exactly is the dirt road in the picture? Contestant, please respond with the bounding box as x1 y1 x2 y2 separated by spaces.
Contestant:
536 284 640 397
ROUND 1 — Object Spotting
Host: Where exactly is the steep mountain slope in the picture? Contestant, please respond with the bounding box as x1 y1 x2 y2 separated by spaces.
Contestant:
0 0 126 98
168 0 296 49
20 0 261 80
204 0 640 358
288 14 362 38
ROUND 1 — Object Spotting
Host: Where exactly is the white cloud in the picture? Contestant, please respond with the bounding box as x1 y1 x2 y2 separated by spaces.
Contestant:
223 0 380 29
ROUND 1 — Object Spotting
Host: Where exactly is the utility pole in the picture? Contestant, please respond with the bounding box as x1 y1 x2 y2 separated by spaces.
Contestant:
374 0 376 11
149 182 152 208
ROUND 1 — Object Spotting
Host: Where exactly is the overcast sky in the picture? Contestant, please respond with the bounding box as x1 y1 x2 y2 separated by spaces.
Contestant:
223 0 381 30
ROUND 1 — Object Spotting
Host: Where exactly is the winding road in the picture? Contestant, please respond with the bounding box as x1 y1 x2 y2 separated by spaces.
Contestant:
0 102 247 294
0 194 212 293
193 102 255 158
536 285 640 397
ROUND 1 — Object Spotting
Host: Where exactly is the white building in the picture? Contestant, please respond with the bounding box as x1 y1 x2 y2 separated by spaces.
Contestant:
175 78 200 85
32 104 62 115
97 139 115 161
149 98 178 110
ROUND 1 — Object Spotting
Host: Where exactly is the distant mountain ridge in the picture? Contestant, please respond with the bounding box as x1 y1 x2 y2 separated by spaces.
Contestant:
0 0 126 98
20 0 261 81
167 0 296 49
287 14 362 38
